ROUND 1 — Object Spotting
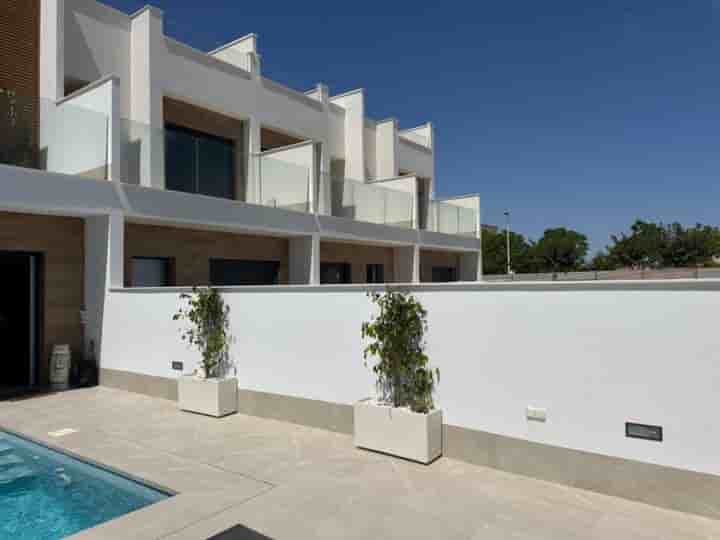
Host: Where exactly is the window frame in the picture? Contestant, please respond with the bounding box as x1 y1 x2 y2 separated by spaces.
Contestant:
130 256 175 288
164 123 236 200
366 263 385 284
209 258 281 286
320 262 352 285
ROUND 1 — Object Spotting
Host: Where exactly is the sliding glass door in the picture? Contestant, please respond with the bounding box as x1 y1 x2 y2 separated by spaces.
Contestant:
165 124 235 200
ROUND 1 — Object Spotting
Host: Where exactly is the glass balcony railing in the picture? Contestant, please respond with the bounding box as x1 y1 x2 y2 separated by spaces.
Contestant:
0 93 476 237
0 91 109 178
255 153 312 213
429 201 478 237
118 122 313 213
331 176 414 229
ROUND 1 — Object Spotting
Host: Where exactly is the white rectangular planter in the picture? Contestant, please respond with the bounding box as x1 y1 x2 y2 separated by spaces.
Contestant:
178 376 238 417
354 399 443 464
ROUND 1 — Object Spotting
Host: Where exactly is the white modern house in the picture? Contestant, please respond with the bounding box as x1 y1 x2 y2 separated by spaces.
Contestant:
4 0 720 522
0 0 480 391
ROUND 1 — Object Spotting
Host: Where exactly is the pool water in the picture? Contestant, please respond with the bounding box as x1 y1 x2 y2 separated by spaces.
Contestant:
0 431 169 539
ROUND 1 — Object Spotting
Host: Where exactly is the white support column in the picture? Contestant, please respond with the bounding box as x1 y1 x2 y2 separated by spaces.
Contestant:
459 251 483 282
40 0 65 101
315 84 332 215
289 234 321 285
310 234 320 285
330 89 365 182
246 117 262 204
376 118 398 179
130 6 164 189
84 211 124 361
39 0 64 160
84 215 109 359
107 211 125 289
394 245 420 284
107 78 121 182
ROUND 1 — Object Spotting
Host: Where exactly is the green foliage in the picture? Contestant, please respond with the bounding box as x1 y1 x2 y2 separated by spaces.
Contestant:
589 250 619 271
530 228 589 274
484 219 720 274
482 229 534 275
606 220 720 269
173 287 232 378
608 220 666 268
361 291 438 414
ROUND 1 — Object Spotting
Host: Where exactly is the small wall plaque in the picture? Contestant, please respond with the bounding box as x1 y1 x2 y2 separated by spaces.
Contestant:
626 422 663 442
171 361 184 371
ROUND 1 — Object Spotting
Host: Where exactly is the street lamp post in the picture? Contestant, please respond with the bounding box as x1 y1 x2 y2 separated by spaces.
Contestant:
504 210 511 275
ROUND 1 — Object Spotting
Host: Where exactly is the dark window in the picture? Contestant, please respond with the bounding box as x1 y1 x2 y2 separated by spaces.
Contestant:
210 259 280 286
626 423 663 442
417 180 428 230
366 264 385 284
131 257 173 287
431 266 458 283
320 263 352 284
165 124 235 200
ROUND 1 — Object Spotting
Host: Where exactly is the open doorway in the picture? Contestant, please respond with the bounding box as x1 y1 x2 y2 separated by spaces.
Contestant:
0 251 41 397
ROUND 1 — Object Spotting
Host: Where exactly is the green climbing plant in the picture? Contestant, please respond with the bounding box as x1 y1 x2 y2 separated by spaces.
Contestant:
173 287 232 378
361 290 439 413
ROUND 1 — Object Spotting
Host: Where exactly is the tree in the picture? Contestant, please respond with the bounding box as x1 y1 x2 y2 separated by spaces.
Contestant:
607 220 666 268
663 223 720 267
589 250 619 271
361 291 438 413
481 228 533 275
606 220 720 268
530 228 589 274
173 287 232 379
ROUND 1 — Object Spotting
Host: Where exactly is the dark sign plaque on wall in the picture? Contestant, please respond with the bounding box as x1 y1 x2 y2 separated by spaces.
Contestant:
626 423 663 442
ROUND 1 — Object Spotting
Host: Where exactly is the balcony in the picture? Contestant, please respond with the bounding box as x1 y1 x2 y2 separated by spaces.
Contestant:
1 91 477 239
428 199 479 237
330 176 415 229
254 145 313 213
0 91 109 179
119 120 314 213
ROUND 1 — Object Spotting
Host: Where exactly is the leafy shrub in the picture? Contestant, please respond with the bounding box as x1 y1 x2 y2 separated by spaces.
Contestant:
362 291 439 413
173 287 232 378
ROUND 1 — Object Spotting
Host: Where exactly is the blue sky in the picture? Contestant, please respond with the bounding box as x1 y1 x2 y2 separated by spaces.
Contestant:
103 0 720 254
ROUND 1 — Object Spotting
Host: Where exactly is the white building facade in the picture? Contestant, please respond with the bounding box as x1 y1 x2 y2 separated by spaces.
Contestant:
0 0 481 388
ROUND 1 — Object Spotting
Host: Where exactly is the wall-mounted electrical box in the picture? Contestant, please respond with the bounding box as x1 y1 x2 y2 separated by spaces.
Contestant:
526 406 547 423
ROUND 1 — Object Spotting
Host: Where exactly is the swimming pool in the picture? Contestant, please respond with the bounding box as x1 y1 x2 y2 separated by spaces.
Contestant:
0 430 170 539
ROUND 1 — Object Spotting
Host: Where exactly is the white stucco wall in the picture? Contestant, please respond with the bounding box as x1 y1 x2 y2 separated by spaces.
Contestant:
101 284 720 476
330 90 365 181
210 34 256 72
398 138 434 180
56 0 440 204
64 0 132 115
375 119 398 179
363 124 377 180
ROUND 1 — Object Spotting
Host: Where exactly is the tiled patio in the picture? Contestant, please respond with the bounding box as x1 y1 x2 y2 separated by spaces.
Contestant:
1 387 719 540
